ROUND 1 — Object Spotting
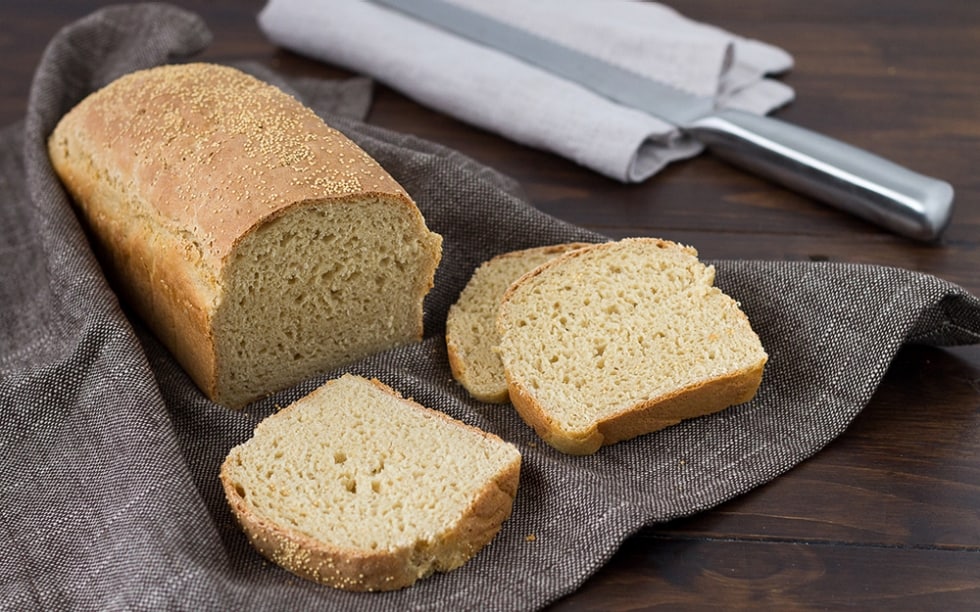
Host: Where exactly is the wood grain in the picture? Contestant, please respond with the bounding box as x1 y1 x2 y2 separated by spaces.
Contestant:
2 1 978 609
551 536 980 610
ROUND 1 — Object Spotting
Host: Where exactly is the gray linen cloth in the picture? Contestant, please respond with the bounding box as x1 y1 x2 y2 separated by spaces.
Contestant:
2 5 980 611
258 0 794 182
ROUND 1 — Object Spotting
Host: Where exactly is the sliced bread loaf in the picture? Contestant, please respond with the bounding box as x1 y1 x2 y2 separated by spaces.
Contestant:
48 63 442 408
497 238 768 455
446 243 591 403
220 373 522 591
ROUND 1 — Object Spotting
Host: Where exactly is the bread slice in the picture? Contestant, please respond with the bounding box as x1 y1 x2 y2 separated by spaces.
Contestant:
446 243 591 403
220 374 522 591
48 63 442 408
497 237 768 455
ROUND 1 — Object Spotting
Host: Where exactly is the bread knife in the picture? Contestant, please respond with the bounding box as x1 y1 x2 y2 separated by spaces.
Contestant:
370 0 955 241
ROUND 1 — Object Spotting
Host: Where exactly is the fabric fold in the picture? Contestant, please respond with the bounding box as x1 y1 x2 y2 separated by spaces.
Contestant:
257 0 794 182
2 4 979 611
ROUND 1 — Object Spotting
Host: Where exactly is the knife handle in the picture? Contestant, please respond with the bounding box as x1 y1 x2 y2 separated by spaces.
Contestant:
684 109 954 241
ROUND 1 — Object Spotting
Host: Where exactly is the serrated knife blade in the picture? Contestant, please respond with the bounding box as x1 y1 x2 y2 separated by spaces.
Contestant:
371 0 954 241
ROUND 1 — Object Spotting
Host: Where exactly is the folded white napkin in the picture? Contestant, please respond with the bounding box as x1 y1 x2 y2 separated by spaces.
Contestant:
258 0 794 182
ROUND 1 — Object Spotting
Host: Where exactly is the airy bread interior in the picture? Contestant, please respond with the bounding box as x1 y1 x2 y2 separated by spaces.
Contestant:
221 374 521 591
215 197 441 408
497 238 767 455
446 243 590 403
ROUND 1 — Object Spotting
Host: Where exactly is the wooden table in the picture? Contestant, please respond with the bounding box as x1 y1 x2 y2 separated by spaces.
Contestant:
4 1 978 608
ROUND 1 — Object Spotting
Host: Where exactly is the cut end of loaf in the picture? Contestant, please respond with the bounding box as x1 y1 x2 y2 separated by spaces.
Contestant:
497 237 768 455
213 196 442 408
47 62 443 409
220 374 521 591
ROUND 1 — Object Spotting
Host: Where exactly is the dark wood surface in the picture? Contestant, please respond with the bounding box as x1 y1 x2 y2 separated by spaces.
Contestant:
3 1 979 609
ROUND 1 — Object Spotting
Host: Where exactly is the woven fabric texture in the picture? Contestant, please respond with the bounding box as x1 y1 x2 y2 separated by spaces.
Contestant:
2 5 979 611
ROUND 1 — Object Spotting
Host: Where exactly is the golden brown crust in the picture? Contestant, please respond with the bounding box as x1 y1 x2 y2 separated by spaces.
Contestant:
48 136 221 397
498 237 765 455
48 64 440 407
220 462 421 591
446 242 594 404
51 63 412 267
507 361 765 455
220 376 521 591
220 458 520 590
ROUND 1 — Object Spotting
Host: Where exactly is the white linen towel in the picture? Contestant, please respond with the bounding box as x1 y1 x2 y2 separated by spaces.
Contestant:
258 0 794 182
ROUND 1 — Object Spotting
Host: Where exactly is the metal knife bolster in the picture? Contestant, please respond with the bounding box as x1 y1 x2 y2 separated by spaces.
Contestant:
684 111 954 241
372 0 954 241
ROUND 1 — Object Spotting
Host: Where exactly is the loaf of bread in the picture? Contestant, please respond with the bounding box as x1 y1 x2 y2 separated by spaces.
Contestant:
48 63 442 408
497 238 768 455
220 373 521 591
446 243 591 403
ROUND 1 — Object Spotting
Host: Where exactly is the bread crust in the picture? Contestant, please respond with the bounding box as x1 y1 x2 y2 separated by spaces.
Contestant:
221 461 520 591
498 238 767 455
506 360 765 455
50 63 415 266
446 243 592 404
220 376 521 591
48 64 441 407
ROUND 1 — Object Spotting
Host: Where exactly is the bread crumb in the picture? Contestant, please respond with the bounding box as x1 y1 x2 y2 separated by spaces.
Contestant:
525 534 537 542
445 243 591 403
221 374 522 591
495 237 768 455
